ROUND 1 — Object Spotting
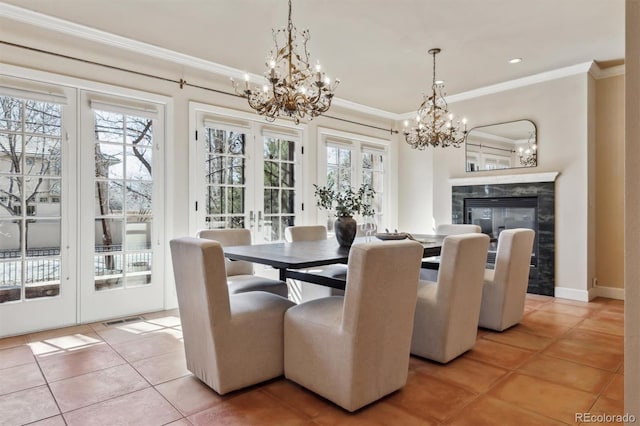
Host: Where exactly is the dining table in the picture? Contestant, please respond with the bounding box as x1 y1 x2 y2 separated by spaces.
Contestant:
223 234 445 290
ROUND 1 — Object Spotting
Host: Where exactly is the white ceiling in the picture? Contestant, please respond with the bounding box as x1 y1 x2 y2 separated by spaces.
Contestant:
1 0 625 114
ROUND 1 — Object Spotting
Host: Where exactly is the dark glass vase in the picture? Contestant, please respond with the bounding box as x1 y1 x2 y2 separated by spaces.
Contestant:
334 216 357 247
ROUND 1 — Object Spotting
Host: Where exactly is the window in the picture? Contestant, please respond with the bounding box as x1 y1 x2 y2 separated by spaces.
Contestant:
318 128 389 230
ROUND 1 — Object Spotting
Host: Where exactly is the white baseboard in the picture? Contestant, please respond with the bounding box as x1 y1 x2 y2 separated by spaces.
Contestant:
554 286 591 302
594 286 625 300
554 285 625 302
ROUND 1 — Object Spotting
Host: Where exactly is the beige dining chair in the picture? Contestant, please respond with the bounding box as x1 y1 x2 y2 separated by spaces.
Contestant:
420 223 483 281
478 228 535 331
411 233 490 363
436 223 482 235
284 225 346 301
170 237 295 394
284 240 423 412
197 229 288 298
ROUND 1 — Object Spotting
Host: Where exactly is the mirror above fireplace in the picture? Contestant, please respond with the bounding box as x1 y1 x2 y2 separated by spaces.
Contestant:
465 119 537 172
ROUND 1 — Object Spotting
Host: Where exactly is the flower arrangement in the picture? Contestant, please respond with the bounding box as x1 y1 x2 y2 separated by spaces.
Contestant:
313 183 375 217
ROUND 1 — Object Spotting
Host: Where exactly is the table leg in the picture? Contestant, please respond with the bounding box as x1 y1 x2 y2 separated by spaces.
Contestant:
279 268 287 282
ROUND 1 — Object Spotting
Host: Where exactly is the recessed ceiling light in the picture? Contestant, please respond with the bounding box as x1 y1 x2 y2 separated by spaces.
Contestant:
509 58 523 64
435 80 444 85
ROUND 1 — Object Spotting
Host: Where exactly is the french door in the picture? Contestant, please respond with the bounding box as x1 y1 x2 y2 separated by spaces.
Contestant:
191 107 302 243
78 94 165 323
0 83 77 337
0 73 168 337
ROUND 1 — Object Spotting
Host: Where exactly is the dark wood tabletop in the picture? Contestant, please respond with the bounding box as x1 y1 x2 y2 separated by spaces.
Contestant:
223 235 444 289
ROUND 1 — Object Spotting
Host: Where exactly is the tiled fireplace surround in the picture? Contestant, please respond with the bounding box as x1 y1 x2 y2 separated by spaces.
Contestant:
450 173 557 296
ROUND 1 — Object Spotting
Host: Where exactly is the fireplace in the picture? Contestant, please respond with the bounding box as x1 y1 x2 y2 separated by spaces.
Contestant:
452 180 555 296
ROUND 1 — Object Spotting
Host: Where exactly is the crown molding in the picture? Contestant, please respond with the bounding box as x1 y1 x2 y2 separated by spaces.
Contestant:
0 3 245 79
444 62 594 105
589 62 625 79
0 2 399 121
398 61 603 119
1 3 621 122
331 98 399 120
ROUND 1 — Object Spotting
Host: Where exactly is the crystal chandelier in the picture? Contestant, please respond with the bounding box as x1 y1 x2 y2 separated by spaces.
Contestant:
403 48 467 149
518 131 537 166
231 0 339 124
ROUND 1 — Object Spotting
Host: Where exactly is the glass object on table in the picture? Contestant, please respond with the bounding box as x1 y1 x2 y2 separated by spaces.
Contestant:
361 216 377 242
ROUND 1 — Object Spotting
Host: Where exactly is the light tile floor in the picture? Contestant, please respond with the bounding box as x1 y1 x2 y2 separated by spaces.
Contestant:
0 295 624 425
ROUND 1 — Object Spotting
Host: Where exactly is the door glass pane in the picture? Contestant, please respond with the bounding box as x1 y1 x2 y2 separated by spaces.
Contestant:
125 146 152 180
0 95 62 303
93 110 154 291
261 136 296 242
362 150 385 225
325 145 353 217
204 128 247 229
96 143 124 179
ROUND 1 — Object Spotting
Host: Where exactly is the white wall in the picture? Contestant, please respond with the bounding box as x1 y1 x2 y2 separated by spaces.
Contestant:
397 75 592 295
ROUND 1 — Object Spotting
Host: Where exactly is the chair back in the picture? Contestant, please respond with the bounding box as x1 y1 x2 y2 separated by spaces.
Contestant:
342 241 423 373
435 233 490 351
493 228 535 319
169 237 230 381
285 225 328 242
436 223 482 235
197 229 254 276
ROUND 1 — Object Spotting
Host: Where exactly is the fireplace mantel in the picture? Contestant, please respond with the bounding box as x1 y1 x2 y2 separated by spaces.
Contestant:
449 172 560 187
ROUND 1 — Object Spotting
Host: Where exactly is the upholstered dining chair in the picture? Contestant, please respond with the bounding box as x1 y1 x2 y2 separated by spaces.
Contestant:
478 228 535 331
169 237 295 394
197 229 289 298
284 225 347 301
411 233 490 363
284 240 423 412
420 223 483 281
436 223 482 235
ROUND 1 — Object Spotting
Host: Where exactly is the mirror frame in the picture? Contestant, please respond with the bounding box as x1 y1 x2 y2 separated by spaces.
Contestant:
465 119 537 172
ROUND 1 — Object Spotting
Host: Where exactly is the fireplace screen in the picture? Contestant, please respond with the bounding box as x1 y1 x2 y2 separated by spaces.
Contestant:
464 197 538 266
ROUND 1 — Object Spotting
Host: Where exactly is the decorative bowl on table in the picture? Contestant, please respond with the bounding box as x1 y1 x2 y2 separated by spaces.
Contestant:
375 232 408 241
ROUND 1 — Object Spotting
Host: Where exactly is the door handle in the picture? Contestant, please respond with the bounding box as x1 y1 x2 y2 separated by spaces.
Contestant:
258 211 263 231
249 210 255 229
